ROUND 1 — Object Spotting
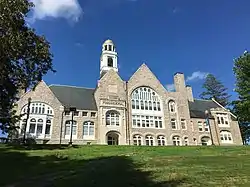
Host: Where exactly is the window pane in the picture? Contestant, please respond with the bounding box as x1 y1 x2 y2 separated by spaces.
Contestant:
83 126 88 135
29 123 36 133
72 126 77 135
45 124 51 134
89 126 94 135
65 126 70 135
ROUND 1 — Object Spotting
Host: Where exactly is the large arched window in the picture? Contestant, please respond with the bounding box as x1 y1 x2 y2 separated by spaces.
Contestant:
106 111 120 126
131 87 161 111
220 131 233 143
21 102 53 115
172 135 181 146
65 120 77 137
20 102 54 139
83 121 95 137
145 135 154 146
133 134 142 146
131 87 164 129
157 135 166 146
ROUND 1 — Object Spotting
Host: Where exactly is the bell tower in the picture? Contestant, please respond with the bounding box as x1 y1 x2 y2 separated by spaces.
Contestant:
100 39 118 77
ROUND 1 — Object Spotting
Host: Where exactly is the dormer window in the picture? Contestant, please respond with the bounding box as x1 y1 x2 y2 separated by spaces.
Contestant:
108 57 113 67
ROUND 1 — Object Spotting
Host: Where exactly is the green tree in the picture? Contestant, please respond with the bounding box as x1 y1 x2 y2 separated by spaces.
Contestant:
232 51 250 144
0 0 55 134
200 74 231 107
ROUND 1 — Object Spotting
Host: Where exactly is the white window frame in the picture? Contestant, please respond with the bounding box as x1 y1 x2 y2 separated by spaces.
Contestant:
133 135 143 146
157 135 166 146
106 111 120 126
132 115 163 129
172 136 181 146
180 119 187 130
220 131 233 144
171 119 177 130
83 121 95 140
64 120 77 139
217 113 230 127
145 135 154 146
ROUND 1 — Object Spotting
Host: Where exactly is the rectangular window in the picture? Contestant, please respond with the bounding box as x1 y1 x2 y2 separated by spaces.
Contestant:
181 119 186 130
198 121 203 132
65 125 70 135
159 121 163 128
132 100 135 109
146 120 150 127
171 119 177 129
142 120 145 127
91 112 96 117
74 111 79 116
204 122 209 132
217 113 229 126
29 124 36 133
83 126 88 136
136 100 140 109
45 124 51 134
145 101 148 110
82 112 88 116
155 121 158 128
141 101 144 110
133 119 136 127
72 125 77 135
36 124 43 135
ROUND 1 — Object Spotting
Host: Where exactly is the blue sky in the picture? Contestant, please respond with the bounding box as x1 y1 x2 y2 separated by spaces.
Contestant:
28 0 250 100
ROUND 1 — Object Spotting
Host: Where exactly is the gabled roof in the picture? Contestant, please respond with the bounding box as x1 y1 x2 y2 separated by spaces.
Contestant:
49 85 97 111
188 99 221 119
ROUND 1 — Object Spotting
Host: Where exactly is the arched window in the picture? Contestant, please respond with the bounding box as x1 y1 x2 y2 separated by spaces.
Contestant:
168 100 176 113
171 119 177 130
83 121 95 137
172 135 181 146
201 136 210 146
220 131 233 143
157 135 166 146
36 119 43 136
20 102 54 138
108 57 113 67
131 87 161 111
65 120 77 136
21 102 54 115
45 120 51 137
145 135 154 146
29 118 36 134
183 137 189 146
131 87 164 129
106 111 120 126
133 135 142 146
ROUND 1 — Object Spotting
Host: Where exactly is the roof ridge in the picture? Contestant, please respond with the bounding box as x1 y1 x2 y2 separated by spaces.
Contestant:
194 98 213 102
49 84 95 90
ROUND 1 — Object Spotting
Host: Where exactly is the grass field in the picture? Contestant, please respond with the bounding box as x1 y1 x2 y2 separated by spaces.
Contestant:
0 145 250 187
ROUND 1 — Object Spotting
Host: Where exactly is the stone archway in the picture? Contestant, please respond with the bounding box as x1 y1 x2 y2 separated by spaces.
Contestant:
106 131 119 145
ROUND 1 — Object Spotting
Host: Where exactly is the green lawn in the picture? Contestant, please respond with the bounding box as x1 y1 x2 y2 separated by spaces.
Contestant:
0 145 250 187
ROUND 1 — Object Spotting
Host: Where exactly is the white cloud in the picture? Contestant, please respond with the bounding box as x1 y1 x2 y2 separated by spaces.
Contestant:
166 84 175 92
30 0 83 22
186 71 208 82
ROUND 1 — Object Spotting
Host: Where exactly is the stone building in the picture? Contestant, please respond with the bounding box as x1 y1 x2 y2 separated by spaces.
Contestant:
16 39 243 146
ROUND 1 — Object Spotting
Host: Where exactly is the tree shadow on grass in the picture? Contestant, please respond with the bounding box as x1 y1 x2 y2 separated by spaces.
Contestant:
5 143 80 150
0 147 188 187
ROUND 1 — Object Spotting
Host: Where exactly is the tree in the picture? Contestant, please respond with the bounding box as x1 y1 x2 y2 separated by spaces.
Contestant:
232 51 250 144
200 74 231 107
0 0 55 134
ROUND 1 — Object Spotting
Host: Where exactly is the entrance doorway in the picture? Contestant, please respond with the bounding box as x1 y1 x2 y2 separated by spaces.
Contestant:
106 132 119 145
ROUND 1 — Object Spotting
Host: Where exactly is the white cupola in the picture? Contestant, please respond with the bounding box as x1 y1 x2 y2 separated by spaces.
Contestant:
100 39 118 77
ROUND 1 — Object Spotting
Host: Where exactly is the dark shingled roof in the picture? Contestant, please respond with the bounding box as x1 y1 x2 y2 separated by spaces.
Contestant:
49 85 97 111
188 99 221 119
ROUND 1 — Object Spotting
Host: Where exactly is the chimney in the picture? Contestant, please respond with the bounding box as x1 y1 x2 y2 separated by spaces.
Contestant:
186 85 194 102
174 72 186 93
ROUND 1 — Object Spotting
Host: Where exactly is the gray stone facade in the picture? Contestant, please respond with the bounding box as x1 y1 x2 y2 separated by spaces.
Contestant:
15 40 243 146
